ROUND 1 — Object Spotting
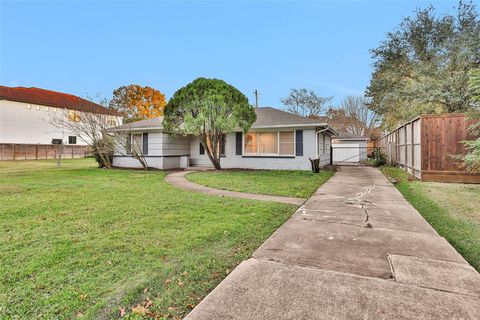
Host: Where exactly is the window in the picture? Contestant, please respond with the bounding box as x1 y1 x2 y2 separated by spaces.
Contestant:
68 110 81 122
244 131 294 156
258 132 278 154
279 131 294 155
220 135 226 156
126 134 132 155
244 132 258 154
322 134 326 154
36 105 40 110
132 133 143 154
68 136 77 144
26 104 31 109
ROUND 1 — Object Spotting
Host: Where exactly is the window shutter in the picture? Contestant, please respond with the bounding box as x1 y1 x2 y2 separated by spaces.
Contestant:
143 133 148 155
199 141 205 155
235 132 242 155
295 130 303 156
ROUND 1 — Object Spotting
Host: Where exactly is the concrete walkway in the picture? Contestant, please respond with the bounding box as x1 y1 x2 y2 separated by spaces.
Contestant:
165 170 306 205
185 166 480 320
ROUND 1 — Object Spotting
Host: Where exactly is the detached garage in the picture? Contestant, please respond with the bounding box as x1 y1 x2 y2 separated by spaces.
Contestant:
331 133 369 164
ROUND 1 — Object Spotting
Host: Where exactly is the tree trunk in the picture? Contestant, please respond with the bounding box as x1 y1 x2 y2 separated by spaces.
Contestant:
201 134 222 169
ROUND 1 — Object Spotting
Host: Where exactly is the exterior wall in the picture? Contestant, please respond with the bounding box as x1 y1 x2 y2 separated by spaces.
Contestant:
201 129 330 170
113 131 190 169
114 128 332 171
0 99 121 145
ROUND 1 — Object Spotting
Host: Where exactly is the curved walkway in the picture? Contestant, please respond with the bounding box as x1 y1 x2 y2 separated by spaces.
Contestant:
165 171 306 205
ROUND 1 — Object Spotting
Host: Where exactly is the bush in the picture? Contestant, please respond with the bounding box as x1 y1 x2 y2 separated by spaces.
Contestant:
92 139 113 168
368 148 386 167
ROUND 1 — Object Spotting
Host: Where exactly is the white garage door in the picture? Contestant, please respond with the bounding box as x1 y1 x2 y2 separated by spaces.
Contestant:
332 142 365 163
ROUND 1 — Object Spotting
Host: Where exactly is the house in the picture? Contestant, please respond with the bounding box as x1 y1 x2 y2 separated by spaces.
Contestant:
331 133 369 164
112 107 338 170
0 86 122 160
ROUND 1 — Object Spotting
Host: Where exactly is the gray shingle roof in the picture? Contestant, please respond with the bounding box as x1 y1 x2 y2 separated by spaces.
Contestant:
113 107 336 133
334 132 368 140
113 116 164 130
251 107 326 128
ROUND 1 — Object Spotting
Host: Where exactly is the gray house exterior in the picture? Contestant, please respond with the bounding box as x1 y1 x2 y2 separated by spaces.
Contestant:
112 107 337 170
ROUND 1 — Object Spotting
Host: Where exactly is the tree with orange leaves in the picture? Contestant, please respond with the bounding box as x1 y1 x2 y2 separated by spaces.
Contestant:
110 85 166 122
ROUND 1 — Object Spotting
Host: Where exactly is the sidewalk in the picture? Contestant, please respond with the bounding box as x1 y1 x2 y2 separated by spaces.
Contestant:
185 166 480 319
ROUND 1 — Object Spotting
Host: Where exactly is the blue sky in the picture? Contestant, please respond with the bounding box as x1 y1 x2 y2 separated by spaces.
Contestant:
0 0 460 107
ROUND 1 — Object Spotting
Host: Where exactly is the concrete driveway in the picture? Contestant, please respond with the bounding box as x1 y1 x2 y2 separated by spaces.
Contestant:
186 166 480 320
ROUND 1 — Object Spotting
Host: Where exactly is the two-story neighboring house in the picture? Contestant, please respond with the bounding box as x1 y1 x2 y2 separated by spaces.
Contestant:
0 86 122 160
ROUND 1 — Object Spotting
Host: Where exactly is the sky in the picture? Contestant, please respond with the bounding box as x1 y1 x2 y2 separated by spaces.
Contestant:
0 0 463 108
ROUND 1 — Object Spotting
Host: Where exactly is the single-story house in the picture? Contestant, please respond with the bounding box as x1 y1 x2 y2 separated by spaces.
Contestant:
331 133 369 164
112 107 338 170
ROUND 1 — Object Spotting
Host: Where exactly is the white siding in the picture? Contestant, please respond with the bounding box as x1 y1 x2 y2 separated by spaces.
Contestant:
114 128 333 170
204 129 330 170
0 99 122 145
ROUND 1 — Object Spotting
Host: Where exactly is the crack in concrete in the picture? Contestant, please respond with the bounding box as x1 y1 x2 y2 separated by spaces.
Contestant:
352 185 375 227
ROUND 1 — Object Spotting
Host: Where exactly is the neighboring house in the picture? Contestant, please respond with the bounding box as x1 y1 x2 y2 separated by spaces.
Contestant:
0 86 122 160
331 133 369 164
112 107 338 170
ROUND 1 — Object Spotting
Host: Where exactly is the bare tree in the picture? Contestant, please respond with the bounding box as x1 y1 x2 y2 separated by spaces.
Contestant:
109 125 149 170
281 88 332 118
339 95 379 136
49 110 119 168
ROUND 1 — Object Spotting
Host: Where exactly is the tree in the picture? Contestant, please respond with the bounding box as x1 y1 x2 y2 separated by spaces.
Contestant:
339 95 379 136
50 110 120 168
366 1 480 129
110 85 166 122
457 69 480 172
109 125 149 170
164 78 256 169
281 88 332 118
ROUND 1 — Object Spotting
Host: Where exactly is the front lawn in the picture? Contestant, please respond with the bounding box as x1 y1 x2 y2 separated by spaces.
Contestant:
0 159 295 319
381 167 480 272
186 169 334 198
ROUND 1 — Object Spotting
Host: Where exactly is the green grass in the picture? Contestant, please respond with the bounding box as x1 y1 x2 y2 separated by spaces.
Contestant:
381 166 480 272
186 169 334 198
0 159 296 319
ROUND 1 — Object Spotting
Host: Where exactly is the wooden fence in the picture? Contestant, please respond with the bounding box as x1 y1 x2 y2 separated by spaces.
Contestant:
0 144 88 161
376 114 480 183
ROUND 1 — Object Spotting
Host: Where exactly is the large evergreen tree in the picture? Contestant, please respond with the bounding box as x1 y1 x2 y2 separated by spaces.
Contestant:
164 78 256 169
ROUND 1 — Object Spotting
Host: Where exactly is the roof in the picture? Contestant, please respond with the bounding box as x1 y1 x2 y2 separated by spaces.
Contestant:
334 132 369 140
0 86 121 116
252 107 326 128
112 106 338 134
113 116 165 130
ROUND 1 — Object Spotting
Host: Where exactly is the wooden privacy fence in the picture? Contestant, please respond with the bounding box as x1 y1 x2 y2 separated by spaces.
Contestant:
376 113 480 183
0 144 88 161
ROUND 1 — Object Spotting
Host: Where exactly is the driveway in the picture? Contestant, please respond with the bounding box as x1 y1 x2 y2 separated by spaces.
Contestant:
185 166 480 319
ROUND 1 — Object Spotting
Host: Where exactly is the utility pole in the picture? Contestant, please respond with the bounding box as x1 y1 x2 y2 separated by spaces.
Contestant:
253 89 259 108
